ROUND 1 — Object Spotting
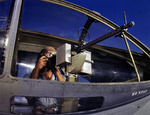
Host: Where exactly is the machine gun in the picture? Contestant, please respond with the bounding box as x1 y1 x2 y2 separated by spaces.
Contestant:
56 21 134 76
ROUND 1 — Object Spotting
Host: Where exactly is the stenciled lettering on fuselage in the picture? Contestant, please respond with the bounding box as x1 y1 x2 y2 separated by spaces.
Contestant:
131 90 148 96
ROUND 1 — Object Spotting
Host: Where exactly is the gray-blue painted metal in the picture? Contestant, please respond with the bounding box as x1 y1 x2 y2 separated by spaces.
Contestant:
0 0 150 114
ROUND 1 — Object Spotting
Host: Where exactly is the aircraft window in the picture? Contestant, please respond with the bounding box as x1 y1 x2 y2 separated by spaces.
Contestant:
12 0 148 82
11 96 104 114
12 0 146 83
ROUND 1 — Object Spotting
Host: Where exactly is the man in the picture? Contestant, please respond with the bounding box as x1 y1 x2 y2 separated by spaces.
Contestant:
30 46 65 81
25 46 65 114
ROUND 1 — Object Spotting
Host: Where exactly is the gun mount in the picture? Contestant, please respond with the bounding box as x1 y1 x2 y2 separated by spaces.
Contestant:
56 22 134 76
56 43 92 76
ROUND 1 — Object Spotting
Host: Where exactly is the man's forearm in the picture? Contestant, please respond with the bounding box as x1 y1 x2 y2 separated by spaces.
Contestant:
55 68 65 82
30 67 40 79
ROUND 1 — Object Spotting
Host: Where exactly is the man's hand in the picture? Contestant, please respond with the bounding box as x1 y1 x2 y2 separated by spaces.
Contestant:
55 67 65 82
36 56 48 70
30 56 48 79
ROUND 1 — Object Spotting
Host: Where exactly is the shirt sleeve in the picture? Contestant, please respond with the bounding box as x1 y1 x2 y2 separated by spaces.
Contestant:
59 68 66 80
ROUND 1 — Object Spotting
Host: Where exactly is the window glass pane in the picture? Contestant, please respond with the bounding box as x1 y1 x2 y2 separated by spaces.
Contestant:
17 51 38 77
21 0 88 41
11 96 104 114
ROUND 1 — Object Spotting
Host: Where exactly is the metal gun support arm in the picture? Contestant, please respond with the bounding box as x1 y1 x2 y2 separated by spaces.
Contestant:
122 32 141 82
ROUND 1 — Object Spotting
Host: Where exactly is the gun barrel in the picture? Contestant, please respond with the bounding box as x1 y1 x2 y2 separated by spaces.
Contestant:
78 22 134 52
